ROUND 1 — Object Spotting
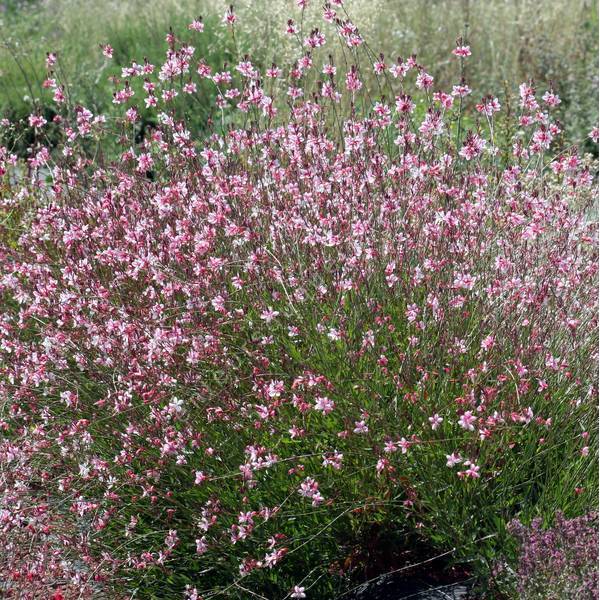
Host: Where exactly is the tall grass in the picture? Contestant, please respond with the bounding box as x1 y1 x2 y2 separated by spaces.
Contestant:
1 0 598 150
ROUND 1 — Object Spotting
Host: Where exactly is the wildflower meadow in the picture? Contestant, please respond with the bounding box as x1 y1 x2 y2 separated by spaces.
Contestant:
0 1 598 599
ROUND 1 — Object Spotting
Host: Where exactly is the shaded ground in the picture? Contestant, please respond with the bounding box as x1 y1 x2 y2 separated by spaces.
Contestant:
349 574 475 600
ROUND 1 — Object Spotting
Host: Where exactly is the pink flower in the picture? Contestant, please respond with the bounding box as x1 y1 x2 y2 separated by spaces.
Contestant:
345 67 363 92
458 411 477 431
323 6 337 22
416 71 434 90
519 82 539 110
1 12 596 595
373 59 387 74
376 457 389 475
353 420 369 434
195 536 208 554
222 7 237 25
481 335 495 351
453 272 477 290
46 51 57 68
322 451 343 469
452 45 471 58
260 307 280 323
286 18 299 35
298 477 324 506
395 94 415 114
428 414 443 430
542 91 561 107
314 396 335 415
446 453 462 467
266 380 284 398
384 440 397 453
100 44 113 58
459 134 486 160
389 61 409 78
434 91 454 109
304 30 326 48
452 84 472 98
461 461 480 478
266 65 282 78
476 96 501 116
289 426 304 438
28 114 47 128
397 437 410 453
189 19 204 32
327 327 341 341
405 303 420 322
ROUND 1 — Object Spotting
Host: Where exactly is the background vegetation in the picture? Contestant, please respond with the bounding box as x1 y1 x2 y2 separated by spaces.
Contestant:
1 0 598 153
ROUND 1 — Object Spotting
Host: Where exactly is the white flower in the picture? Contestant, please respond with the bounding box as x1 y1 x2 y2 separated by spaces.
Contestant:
291 585 306 598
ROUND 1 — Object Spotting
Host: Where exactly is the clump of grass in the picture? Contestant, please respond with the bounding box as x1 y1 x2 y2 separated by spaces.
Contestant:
0 3 598 599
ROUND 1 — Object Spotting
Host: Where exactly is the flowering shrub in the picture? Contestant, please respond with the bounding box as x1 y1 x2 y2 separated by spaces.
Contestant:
0 2 598 598
501 512 599 599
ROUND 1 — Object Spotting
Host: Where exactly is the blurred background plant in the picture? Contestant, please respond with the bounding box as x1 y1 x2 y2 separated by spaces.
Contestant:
1 0 598 156
491 512 599 599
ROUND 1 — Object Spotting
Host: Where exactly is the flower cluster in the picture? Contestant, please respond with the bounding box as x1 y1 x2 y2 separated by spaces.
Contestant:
0 3 597 598
505 512 599 599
